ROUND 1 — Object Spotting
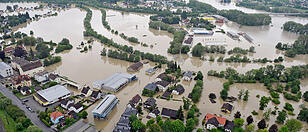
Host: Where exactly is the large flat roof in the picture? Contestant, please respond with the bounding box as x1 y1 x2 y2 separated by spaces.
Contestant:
37 85 71 102
93 72 135 90
92 94 117 114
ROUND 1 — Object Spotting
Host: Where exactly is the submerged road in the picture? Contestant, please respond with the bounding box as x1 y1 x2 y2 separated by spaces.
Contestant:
0 84 53 132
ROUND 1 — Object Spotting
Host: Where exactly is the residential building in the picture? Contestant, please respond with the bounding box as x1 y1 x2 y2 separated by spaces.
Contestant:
3 46 14 55
172 85 185 95
20 86 31 95
143 97 156 109
183 37 193 46
129 94 142 107
155 73 167 82
33 85 71 106
34 71 50 83
93 72 137 92
113 106 137 132
224 120 235 132
11 57 44 77
50 111 64 124
60 98 74 109
204 113 227 130
92 94 118 119
155 80 170 91
145 67 157 75
0 62 13 77
48 73 61 83
127 62 143 72
90 90 102 102
161 91 171 99
221 103 233 114
68 103 83 113
144 83 158 92
148 108 160 118
12 75 31 89
183 71 193 81
81 86 92 97
161 108 178 119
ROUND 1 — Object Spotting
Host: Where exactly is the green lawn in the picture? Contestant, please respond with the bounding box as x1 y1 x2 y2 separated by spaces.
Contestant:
0 110 16 132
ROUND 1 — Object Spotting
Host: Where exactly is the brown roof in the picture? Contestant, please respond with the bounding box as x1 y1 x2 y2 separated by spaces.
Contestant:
48 73 58 80
156 73 167 80
184 37 193 45
3 47 14 53
128 62 143 71
21 60 42 72
130 94 142 104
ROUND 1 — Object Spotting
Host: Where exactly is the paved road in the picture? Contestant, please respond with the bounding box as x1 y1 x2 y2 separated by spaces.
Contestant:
0 84 53 132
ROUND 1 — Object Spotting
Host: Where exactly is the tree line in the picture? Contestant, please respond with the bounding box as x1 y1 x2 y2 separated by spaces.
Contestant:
283 21 308 34
276 35 308 57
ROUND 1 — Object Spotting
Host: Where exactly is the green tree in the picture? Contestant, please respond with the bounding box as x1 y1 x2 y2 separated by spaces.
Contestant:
285 119 302 132
278 125 290 132
276 111 287 124
25 125 42 132
246 123 255 132
234 118 244 127
148 124 161 132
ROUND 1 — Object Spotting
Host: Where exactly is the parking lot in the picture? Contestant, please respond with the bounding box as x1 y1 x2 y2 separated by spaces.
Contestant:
22 96 59 112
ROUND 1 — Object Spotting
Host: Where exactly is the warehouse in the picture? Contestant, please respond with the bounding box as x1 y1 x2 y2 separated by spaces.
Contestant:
93 72 137 92
33 85 71 106
92 94 118 119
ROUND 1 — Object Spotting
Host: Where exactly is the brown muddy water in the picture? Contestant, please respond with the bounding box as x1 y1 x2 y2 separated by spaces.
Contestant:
2 1 307 131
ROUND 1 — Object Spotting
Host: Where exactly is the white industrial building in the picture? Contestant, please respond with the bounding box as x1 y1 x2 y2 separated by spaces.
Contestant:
0 62 13 77
93 72 137 92
92 94 118 119
33 85 71 106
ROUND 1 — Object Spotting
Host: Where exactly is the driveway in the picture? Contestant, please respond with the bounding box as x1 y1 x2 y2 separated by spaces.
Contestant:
0 84 53 132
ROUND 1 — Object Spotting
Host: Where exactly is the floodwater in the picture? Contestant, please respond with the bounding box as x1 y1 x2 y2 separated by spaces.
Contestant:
1 1 307 131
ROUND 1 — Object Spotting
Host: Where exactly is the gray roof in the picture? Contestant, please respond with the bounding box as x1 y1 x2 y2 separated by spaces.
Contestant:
37 85 71 102
144 83 157 91
92 94 117 114
93 72 135 91
183 71 193 78
0 62 11 70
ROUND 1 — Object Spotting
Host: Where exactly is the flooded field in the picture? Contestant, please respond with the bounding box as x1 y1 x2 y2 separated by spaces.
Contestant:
2 1 307 131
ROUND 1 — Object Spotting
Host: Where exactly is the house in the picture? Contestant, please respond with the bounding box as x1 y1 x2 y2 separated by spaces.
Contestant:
81 86 92 97
161 91 171 99
148 108 160 118
60 98 74 109
129 94 142 107
48 73 61 83
92 94 118 119
11 57 44 77
68 111 79 119
145 68 157 75
68 103 83 113
183 71 193 81
90 90 102 102
155 80 170 91
183 37 193 46
155 73 167 82
12 75 31 89
113 106 137 132
0 62 13 77
143 97 156 109
161 108 178 119
50 111 64 124
3 46 14 55
33 85 71 106
34 71 50 83
224 120 235 132
221 103 233 114
127 62 143 72
227 31 239 40
93 72 137 92
20 86 31 95
204 113 227 130
172 85 185 95
144 83 158 92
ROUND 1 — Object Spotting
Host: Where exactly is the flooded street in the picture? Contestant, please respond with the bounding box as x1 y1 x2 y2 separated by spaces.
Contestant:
2 1 307 131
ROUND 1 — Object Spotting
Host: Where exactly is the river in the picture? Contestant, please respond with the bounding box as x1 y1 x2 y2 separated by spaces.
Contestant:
1 1 308 131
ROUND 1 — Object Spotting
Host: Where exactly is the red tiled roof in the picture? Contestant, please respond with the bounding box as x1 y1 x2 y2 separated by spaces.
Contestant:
12 75 31 85
50 111 63 121
3 47 14 52
205 113 226 125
